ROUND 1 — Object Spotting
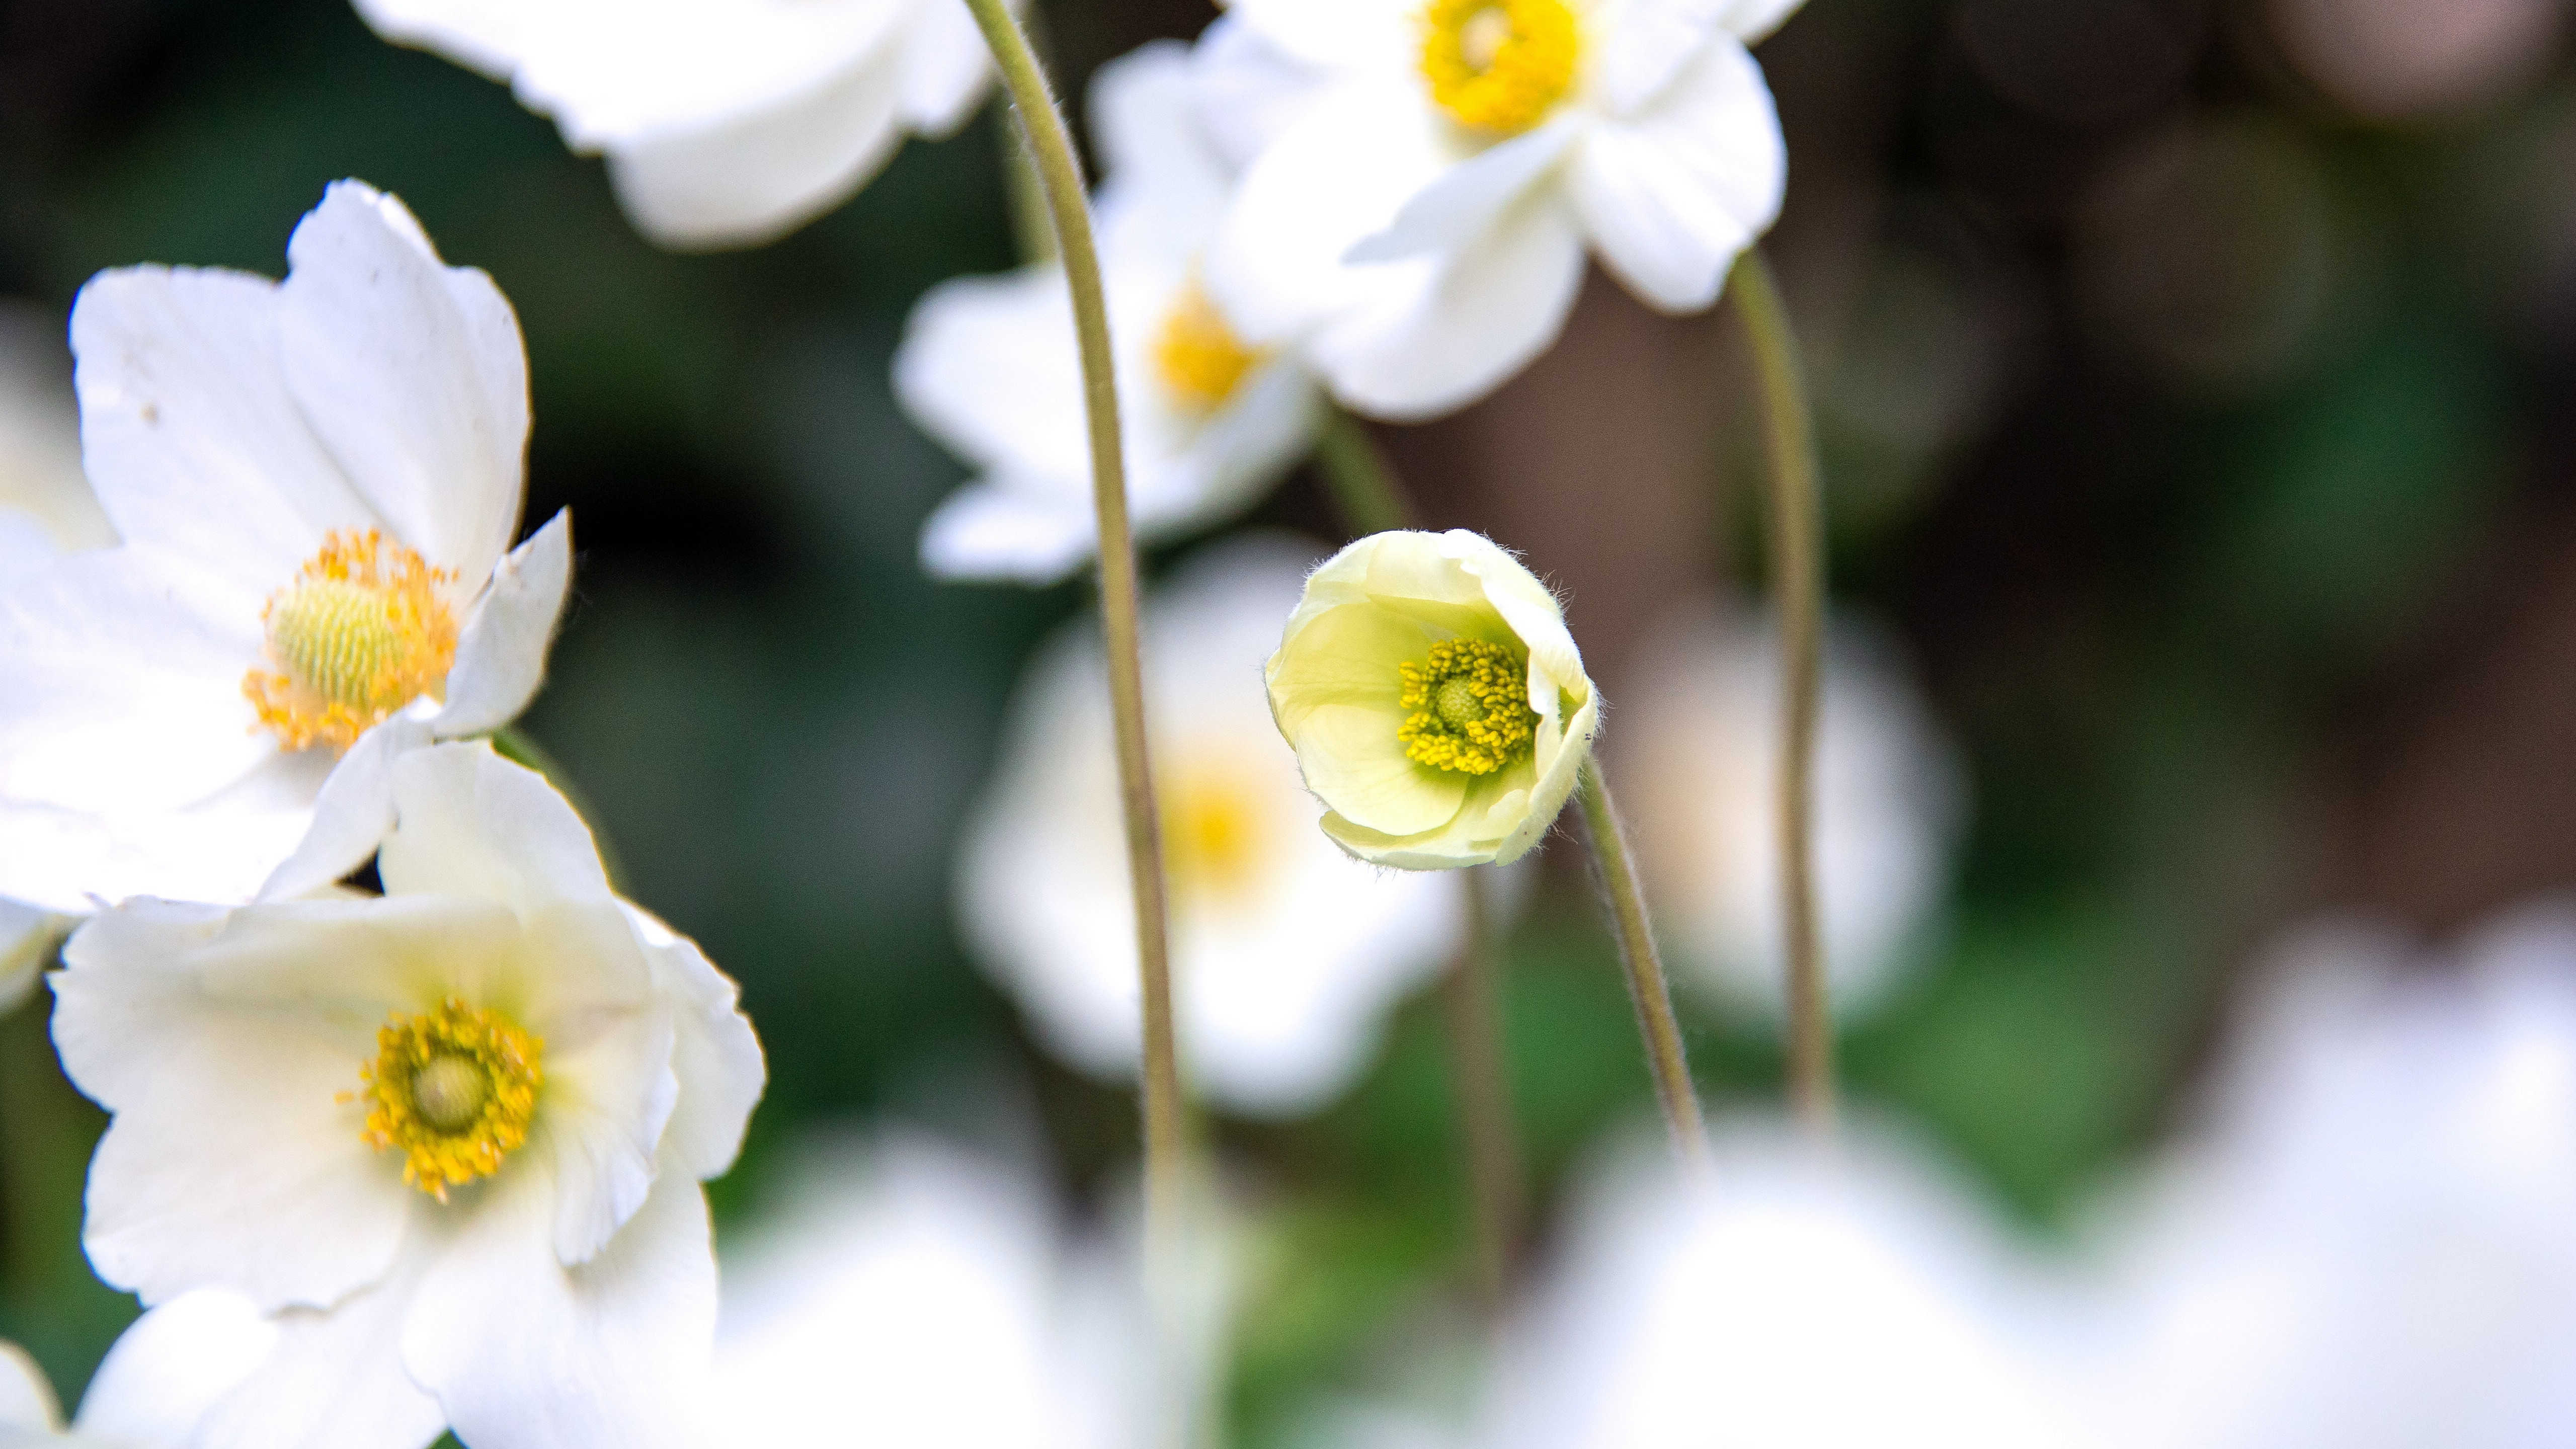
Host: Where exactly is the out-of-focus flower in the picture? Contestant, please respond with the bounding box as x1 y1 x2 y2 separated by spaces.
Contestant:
0 304 113 583
351 0 1004 249
712 1134 1140 1449
0 182 572 922
56 743 763 1449
2082 906 2576 1449
0 1295 277 1447
1267 529 1596 869
901 42 1322 585
1621 602 1962 1022
964 536 1462 1113
2269 0 2567 121
1476 1122 2089 1449
1195 0 1797 420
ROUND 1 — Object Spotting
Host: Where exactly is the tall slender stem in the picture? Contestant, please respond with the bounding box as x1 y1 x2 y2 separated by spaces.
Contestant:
960 0 1185 1213
1440 866 1523 1313
1729 250 1837 1136
1576 758 1707 1164
1315 407 1415 536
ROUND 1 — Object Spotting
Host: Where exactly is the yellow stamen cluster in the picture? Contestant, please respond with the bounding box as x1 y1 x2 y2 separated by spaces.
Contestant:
1419 0 1580 137
1152 281 1262 412
245 529 458 754
1399 638 1539 775
355 997 542 1202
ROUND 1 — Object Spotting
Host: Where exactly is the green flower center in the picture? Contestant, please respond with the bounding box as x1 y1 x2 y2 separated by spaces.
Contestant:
1400 638 1539 775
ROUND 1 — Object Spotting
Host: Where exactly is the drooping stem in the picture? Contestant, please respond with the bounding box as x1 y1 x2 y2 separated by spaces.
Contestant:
1576 757 1708 1164
1440 865 1524 1313
1315 407 1416 536
1729 249 1837 1136
960 0 1185 1217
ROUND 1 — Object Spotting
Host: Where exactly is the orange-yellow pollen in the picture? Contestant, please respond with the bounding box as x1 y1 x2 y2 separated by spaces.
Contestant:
1399 638 1539 775
1165 769 1271 903
245 529 457 755
354 998 541 1202
1419 0 1580 136
1153 281 1261 412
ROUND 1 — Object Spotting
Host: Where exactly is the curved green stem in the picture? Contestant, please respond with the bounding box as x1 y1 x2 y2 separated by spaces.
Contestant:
1315 408 1416 535
958 0 1186 1235
1730 249 1837 1137
1576 757 1708 1164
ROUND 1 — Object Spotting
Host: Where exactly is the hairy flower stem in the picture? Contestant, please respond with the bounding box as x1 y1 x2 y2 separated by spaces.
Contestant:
1442 865 1525 1313
1316 408 1416 536
1577 758 1709 1165
960 0 1186 1236
1730 249 1838 1137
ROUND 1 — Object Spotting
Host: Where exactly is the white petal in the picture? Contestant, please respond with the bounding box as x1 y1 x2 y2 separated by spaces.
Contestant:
0 514 58 584
1221 0 1414 71
405 1158 718 1449
1345 119 1580 264
0 900 64 1016
170 1260 446 1449
893 0 996 133
0 776 319 916
623 905 765 1181
1718 0 1805 43
53 901 416 1311
69 266 376 596
278 181 528 586
0 543 269 817
1092 41 1235 252
919 482 1099 585
1205 79 1444 349
1567 36 1784 313
71 1290 285 1447
895 267 1089 483
257 713 435 904
0 1342 59 1434
1306 189 1589 420
605 50 906 251
377 742 613 909
530 977 677 1266
1158 360 1325 538
1593 0 1724 114
432 509 572 738
1188 14 1339 172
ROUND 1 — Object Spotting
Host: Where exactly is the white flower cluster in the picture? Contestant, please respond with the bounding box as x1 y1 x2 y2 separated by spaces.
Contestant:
0 184 764 1446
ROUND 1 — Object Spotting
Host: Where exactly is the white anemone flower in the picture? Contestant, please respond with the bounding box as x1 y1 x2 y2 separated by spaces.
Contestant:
900 41 1322 585
713 1133 1141 1449
0 181 573 927
352 0 1006 250
1481 1121 2091 1449
2082 906 2576 1449
0 302 113 583
53 742 765 1449
1195 0 1801 420
961 534 1463 1114
1621 602 1962 1023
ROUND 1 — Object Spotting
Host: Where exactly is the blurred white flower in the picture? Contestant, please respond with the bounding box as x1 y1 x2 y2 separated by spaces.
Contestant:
1621 602 1962 1022
901 42 1322 585
353 0 1005 249
712 1133 1141 1449
1479 1120 2090 1449
0 303 113 584
2082 905 2576 1449
55 743 764 1449
961 535 1463 1114
0 1296 278 1448
1195 0 1797 420
0 182 572 923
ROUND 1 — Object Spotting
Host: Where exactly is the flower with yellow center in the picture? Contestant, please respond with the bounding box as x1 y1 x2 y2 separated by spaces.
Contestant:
1267 529 1599 869
0 181 575 925
961 535 1464 1113
903 42 1322 586
53 742 765 1448
1197 0 1802 418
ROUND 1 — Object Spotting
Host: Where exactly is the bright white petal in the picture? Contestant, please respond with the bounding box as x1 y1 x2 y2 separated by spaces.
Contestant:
1188 14 1340 172
1306 190 1589 421
53 900 416 1311
919 482 1099 585
1345 119 1580 264
71 1290 285 1447
0 770 321 915
1717 0 1806 43
0 1342 59 1435
893 0 996 133
69 266 374 596
165 1258 446 1449
896 267 1089 482
257 713 436 904
277 181 527 585
377 743 613 910
405 1158 718 1449
606 50 906 251
1568 36 1784 313
528 972 678 1266
1221 0 1415 71
1092 41 1236 256
623 906 765 1182
433 509 572 738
